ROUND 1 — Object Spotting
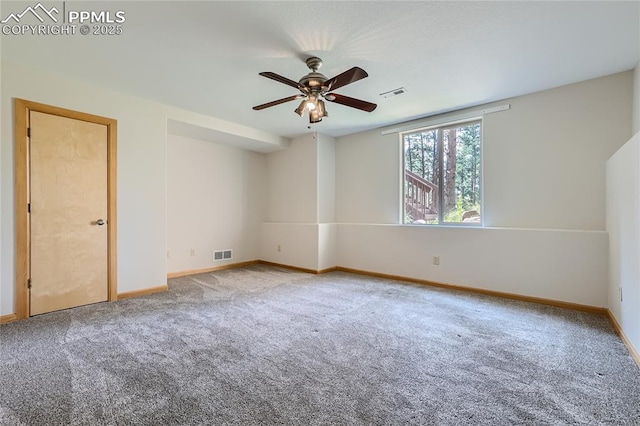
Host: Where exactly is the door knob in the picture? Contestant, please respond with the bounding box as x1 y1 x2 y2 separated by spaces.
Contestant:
96 219 105 226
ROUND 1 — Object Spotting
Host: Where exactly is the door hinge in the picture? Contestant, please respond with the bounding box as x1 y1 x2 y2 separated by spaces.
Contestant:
27 203 31 213
27 127 31 138
27 279 32 289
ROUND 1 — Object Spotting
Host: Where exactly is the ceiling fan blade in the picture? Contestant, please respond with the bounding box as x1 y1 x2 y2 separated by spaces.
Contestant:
259 72 301 90
324 67 368 91
325 93 377 112
253 94 304 110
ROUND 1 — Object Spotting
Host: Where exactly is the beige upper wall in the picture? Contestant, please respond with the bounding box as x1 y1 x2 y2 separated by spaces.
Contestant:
266 134 318 223
336 71 633 231
265 132 335 224
317 134 336 223
335 131 401 224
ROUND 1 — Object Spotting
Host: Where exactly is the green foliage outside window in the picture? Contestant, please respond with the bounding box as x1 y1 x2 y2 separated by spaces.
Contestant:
404 121 481 224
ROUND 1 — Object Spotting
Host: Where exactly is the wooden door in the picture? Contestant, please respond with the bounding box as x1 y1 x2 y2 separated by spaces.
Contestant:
29 111 108 315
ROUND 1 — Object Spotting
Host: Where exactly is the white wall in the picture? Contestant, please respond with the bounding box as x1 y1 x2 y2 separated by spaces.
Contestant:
0 60 284 316
258 222 337 272
318 224 338 271
259 223 319 270
339 225 608 307
166 134 266 273
606 133 640 353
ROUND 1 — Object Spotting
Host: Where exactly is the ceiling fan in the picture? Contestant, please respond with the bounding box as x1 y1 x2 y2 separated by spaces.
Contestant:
253 57 377 124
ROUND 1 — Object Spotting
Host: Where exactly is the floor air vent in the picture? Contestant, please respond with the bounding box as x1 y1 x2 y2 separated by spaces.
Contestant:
213 249 232 261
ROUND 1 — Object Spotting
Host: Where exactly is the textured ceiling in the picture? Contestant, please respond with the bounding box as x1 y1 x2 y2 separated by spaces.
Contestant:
2 1 639 139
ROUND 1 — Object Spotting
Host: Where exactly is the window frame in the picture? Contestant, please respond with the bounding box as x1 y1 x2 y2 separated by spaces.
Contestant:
400 117 483 227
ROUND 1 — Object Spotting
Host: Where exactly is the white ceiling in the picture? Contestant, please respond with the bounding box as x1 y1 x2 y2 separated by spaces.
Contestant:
2 1 639 139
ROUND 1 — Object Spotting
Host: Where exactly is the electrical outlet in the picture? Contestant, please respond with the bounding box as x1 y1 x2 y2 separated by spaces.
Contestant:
277 245 281 252
190 248 195 257
433 256 440 266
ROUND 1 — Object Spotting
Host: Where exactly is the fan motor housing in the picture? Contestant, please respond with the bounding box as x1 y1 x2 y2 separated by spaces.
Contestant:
299 72 328 89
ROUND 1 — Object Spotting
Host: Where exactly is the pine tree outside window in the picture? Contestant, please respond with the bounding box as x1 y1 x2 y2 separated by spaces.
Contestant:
403 119 482 225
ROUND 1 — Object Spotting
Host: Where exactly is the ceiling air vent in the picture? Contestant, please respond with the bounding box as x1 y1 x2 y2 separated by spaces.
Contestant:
380 87 406 98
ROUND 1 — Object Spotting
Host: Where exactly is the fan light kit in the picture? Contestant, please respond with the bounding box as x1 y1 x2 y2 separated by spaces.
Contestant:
253 57 377 124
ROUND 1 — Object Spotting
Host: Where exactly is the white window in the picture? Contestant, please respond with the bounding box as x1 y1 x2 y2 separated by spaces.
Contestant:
403 119 482 225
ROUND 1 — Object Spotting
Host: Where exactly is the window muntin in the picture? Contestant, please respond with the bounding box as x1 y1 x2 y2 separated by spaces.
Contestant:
403 120 481 225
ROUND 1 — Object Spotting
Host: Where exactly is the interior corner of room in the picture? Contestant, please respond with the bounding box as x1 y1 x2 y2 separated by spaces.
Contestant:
3 64 639 366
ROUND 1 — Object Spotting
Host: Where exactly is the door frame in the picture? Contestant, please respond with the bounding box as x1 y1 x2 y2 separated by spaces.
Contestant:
14 98 117 319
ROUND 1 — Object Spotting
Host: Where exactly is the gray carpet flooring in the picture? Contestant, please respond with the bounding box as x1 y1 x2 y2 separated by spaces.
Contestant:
1 264 639 425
